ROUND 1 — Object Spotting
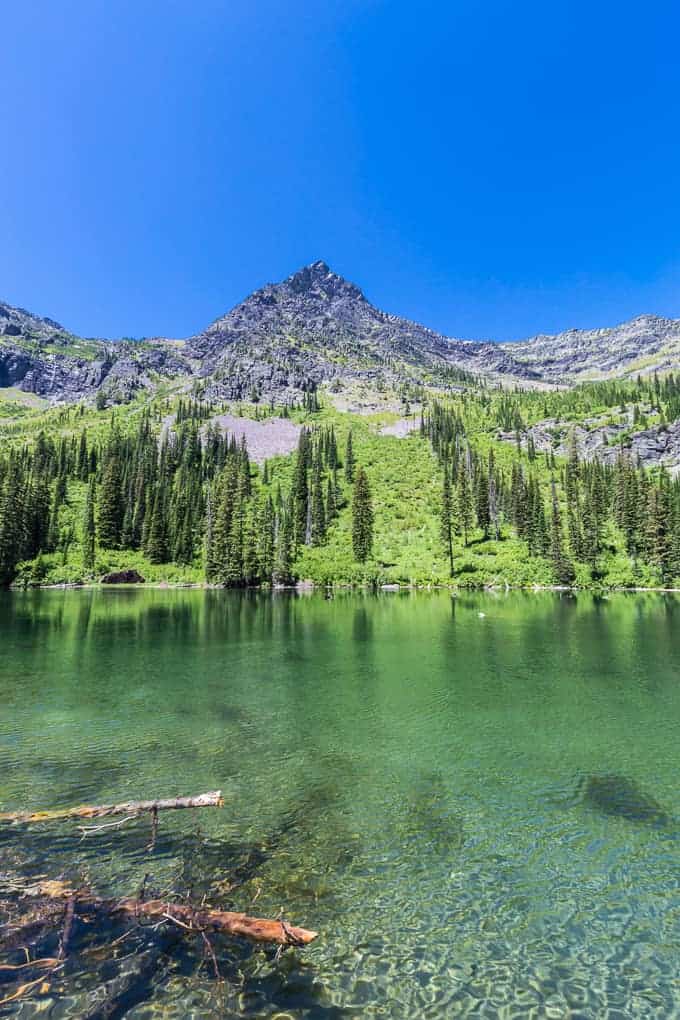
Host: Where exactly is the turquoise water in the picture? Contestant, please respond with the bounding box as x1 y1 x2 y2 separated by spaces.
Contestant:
1 589 680 1017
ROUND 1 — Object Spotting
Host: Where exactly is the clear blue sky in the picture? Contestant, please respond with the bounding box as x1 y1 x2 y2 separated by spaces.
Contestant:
1 0 679 341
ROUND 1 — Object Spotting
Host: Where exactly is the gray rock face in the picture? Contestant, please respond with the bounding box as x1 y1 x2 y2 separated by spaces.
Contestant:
199 413 301 464
186 261 535 403
3 265 680 405
4 263 539 405
0 300 70 342
501 314 680 382
0 299 191 402
501 412 680 475
0 346 33 387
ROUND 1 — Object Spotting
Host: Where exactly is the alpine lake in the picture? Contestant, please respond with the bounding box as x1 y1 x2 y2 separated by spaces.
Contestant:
1 588 680 1018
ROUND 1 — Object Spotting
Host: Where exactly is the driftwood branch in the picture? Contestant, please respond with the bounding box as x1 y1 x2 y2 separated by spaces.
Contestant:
0 791 224 825
12 880 318 947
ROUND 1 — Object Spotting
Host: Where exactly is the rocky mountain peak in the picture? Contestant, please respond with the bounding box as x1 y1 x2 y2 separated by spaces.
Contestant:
3 264 680 406
280 261 367 303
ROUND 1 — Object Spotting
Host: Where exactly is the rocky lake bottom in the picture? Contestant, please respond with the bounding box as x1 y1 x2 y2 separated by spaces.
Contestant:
1 588 680 1017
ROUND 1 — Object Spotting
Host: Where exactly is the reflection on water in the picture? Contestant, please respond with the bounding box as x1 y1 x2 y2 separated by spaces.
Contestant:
1 589 680 1016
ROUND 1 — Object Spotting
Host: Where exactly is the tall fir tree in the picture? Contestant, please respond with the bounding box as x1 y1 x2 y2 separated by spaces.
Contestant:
345 430 355 485
82 475 97 571
352 467 374 562
440 465 455 577
457 459 474 546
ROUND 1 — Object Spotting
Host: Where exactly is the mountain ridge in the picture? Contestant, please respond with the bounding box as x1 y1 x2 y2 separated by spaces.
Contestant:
2 262 680 402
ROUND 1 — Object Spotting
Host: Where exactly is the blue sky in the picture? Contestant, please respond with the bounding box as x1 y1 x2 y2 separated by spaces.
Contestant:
1 0 679 341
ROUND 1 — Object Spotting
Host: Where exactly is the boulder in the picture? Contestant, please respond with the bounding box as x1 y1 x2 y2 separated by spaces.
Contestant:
100 569 145 585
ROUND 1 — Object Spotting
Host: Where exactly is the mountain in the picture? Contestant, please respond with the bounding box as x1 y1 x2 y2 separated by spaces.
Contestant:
2 263 680 403
499 314 680 382
184 261 534 402
0 300 190 402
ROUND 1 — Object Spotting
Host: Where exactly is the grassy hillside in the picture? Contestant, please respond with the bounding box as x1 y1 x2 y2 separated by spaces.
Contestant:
2 367 678 590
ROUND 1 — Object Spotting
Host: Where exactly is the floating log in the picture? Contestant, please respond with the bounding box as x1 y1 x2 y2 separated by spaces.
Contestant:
0 791 224 825
14 881 318 947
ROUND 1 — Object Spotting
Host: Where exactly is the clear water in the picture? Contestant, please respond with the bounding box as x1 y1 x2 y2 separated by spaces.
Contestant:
1 589 680 1017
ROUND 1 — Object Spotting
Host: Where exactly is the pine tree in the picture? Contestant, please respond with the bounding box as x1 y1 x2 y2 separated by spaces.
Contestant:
345 431 355 485
242 509 258 584
76 431 89 480
475 468 490 539
273 506 294 584
98 451 124 549
310 470 326 545
645 480 672 581
204 488 217 582
82 475 96 570
325 475 337 522
352 467 373 562
457 459 474 546
549 478 575 585
0 464 24 586
488 449 500 541
256 495 275 581
291 430 310 550
440 466 455 576
327 427 338 470
146 483 169 564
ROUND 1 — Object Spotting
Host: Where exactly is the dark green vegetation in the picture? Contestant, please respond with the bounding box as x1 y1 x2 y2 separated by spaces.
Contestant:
4 371 680 589
2 588 680 1016
2 373 680 590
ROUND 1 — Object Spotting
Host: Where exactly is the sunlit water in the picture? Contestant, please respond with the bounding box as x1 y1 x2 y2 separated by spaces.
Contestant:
2 589 680 1017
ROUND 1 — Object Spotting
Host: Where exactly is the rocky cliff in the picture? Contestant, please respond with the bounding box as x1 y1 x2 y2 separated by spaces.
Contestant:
500 314 680 382
2 263 680 404
185 261 535 402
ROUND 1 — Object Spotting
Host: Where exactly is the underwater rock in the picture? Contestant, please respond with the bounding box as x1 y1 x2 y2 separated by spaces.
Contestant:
579 774 669 826
401 771 464 851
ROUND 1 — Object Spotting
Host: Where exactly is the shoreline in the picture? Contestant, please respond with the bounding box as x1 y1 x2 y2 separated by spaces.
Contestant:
10 581 680 595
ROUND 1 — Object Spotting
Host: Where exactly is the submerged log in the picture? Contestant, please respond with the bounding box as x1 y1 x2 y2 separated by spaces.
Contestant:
106 897 317 946
0 791 224 825
81 936 177 1020
12 881 318 947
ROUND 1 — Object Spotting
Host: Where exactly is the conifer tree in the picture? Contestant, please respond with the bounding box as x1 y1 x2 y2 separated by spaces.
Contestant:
549 478 575 584
352 467 373 562
457 459 474 546
488 449 500 541
82 475 97 570
98 451 124 549
475 467 490 539
310 470 326 546
325 475 337 522
273 506 294 584
0 464 23 585
76 431 89 480
146 483 169 564
291 430 310 550
204 488 217 582
256 495 275 581
440 465 455 576
345 431 355 484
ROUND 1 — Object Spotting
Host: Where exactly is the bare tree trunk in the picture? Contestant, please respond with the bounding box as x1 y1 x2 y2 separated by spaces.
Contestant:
8 880 318 947
0 791 223 824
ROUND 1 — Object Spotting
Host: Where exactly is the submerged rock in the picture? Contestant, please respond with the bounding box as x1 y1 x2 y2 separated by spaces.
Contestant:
579 774 670 826
100 569 146 584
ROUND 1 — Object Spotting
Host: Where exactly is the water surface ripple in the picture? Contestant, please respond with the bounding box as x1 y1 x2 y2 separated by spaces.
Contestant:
1 589 680 1017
